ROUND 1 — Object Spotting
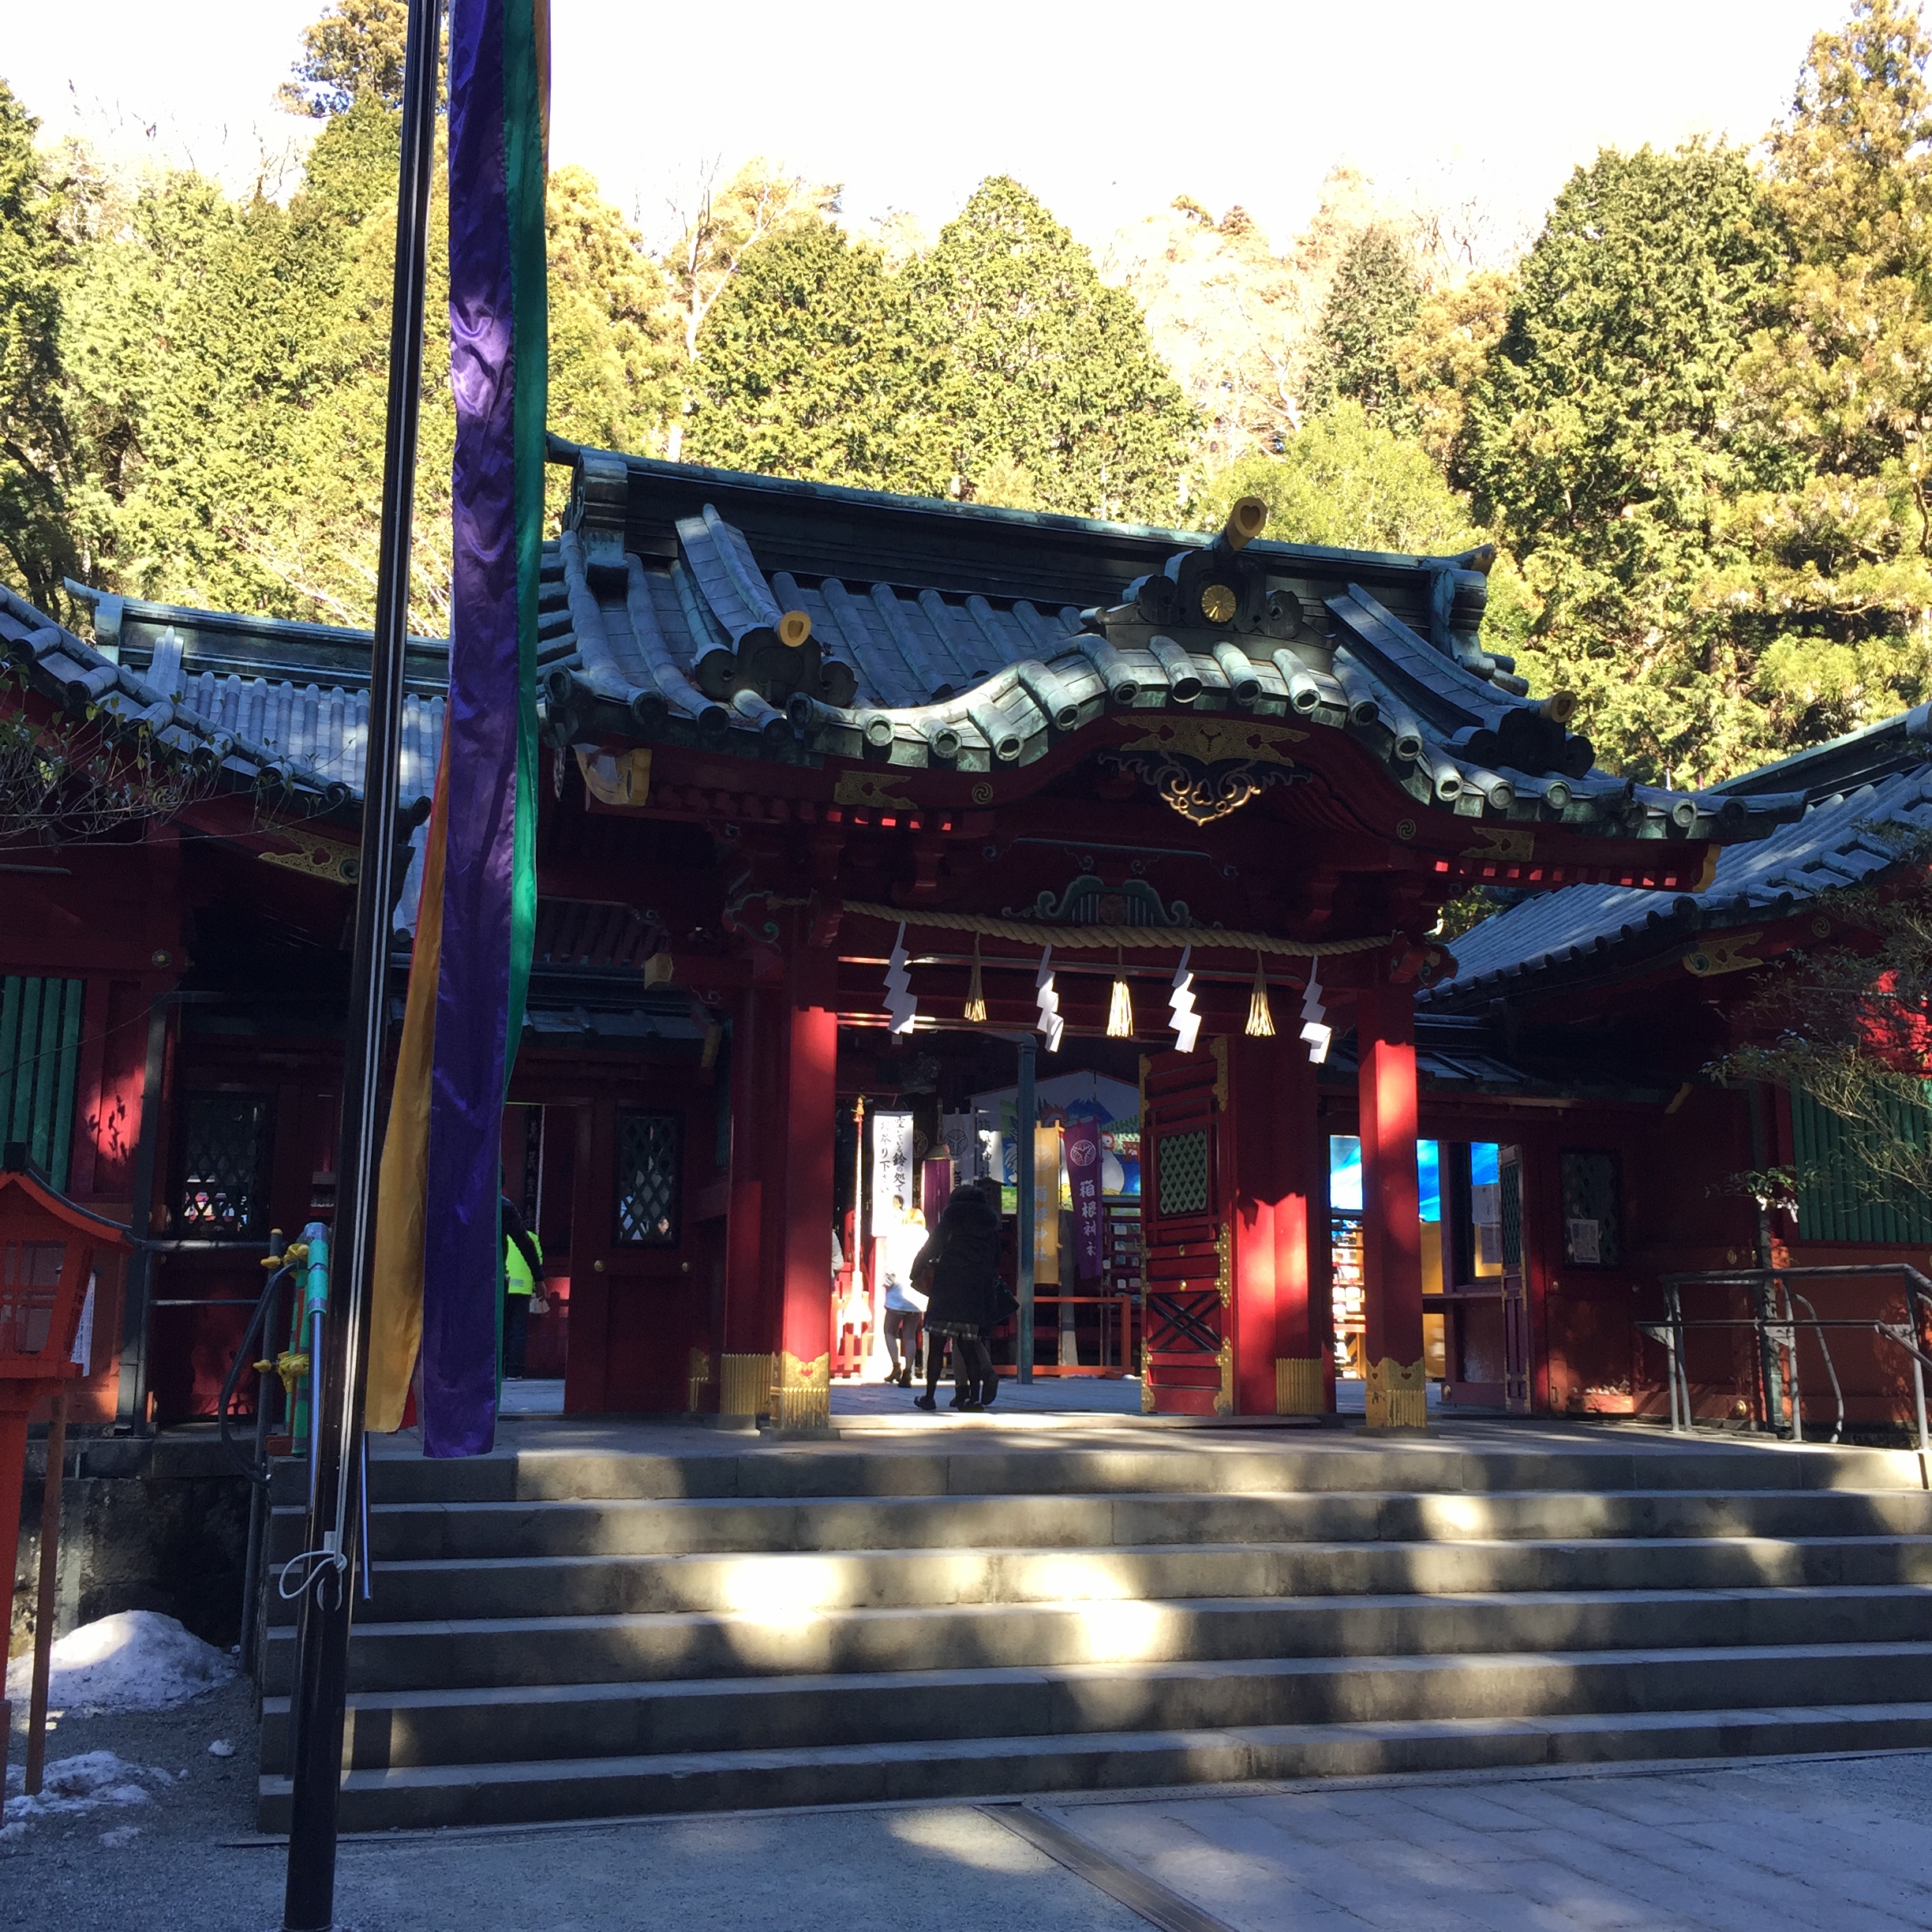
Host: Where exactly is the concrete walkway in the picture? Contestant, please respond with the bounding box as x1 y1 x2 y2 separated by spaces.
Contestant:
19 1754 1932 1930
1029 1753 1932 1930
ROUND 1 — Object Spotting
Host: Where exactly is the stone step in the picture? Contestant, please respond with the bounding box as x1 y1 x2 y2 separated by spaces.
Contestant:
283 1439 1926 1511
275 1534 1932 1627
256 1588 1932 1698
256 1686 1932 1830
268 1486 1932 1567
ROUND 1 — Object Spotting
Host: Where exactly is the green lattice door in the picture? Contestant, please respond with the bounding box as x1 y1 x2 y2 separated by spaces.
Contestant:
1140 1046 1229 1415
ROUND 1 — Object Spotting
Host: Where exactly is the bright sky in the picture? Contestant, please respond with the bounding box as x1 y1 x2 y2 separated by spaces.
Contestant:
7 1 1841 256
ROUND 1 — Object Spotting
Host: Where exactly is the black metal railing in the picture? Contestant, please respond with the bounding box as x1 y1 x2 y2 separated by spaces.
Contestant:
1646 1264 1932 1452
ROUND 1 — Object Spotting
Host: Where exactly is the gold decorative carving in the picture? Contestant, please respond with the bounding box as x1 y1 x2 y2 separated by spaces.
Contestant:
1364 1355 1428 1429
1118 717 1305 763
1215 1224 1232 1309
1275 1357 1325 1415
576 747 653 807
773 1349 832 1432
1107 716 1307 826
1210 1035 1229 1110
833 770 916 810
720 1351 773 1418
259 830 361 886
970 781 994 805
1140 1340 1155 1414
1215 1337 1234 1417
1683 931 1765 978
687 1347 713 1415
1461 827 1533 862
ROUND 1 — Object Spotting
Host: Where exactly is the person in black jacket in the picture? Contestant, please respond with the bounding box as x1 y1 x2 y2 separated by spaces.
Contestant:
912 1183 1001 1412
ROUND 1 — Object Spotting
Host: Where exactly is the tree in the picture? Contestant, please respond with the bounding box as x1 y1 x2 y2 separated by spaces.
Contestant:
1099 197 1307 469
660 159 841 460
1302 224 1422 425
1718 0 1932 743
1191 401 1482 556
1393 270 1513 472
1458 141 1788 784
685 219 952 495
545 164 681 462
279 0 411 115
913 176 1197 523
0 80 79 611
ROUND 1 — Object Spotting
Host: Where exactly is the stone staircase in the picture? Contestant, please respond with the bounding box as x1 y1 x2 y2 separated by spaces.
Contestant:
256 1429 1932 1832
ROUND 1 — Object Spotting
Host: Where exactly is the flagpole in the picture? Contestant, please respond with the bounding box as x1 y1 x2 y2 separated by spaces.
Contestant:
282 0 440 1923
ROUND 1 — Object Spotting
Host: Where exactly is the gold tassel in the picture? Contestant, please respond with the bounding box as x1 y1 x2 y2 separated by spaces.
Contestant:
1245 954 1276 1037
963 934 987 1023
1106 949 1133 1039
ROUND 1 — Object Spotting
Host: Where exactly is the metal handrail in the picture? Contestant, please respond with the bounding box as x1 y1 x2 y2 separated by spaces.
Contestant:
1648 1265 1932 1452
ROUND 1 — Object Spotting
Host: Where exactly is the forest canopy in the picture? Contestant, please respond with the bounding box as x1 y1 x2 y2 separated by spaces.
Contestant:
3 0 1932 788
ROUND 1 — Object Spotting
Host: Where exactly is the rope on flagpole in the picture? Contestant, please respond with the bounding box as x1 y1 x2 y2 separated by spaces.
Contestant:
837 900 1395 958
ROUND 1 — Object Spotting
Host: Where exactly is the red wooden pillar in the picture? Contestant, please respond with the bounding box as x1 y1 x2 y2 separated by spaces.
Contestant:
1357 978 1426 1428
1224 1035 1281 1416
719 987 782 1417
773 1003 837 1430
1272 1036 1332 1413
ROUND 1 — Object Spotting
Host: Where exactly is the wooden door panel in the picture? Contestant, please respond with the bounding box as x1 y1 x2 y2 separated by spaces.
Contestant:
1140 1048 1230 1416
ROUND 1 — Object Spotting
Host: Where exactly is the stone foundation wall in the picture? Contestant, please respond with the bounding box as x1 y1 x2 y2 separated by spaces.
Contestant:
9 1432 251 1663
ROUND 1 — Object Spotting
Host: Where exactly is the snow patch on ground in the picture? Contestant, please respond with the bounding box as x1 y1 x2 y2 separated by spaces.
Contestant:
1 1751 176 1843
4 1611 237 1713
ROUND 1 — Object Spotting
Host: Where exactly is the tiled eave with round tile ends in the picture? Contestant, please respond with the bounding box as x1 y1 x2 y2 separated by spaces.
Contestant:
1423 706 1932 1009
534 442 1803 848
0 581 444 826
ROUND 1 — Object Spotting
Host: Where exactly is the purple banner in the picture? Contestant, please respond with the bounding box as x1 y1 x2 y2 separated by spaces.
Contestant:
1065 1110 1104 1282
421 0 519 1457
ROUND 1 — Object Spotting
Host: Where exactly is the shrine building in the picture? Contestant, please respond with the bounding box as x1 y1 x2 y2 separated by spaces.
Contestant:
3 441 1923 1439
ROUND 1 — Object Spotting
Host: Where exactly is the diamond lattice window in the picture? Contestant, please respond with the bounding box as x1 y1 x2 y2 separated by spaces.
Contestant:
176 1092 275 1239
1156 1129 1209 1218
615 1111 681 1246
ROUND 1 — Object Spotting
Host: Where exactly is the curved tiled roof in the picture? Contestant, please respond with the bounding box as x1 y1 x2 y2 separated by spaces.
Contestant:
1425 744 1932 1005
0 447 1814 867
534 444 1795 846
1 582 444 822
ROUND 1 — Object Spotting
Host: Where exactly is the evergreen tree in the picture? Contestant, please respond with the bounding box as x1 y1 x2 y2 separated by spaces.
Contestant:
912 177 1196 523
1392 270 1513 473
1302 225 1422 426
1458 142 1788 784
1720 0 1932 745
1192 402 1481 556
685 219 950 495
0 79 79 609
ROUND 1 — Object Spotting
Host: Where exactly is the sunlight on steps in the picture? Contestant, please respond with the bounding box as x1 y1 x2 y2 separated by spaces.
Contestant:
719 1556 842 1628
253 1428 1932 1831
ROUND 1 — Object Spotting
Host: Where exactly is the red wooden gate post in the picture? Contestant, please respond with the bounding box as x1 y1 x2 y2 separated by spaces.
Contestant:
1271 1036 1332 1414
719 986 783 1418
1224 1035 1282 1416
774 1003 837 1431
1356 978 1427 1428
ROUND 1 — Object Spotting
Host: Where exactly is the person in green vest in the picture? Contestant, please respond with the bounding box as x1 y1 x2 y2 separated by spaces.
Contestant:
500 1191 545 1380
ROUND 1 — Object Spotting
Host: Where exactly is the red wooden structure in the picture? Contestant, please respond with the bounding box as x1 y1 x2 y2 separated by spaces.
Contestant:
18 444 1930 1440
0 1152 129 1728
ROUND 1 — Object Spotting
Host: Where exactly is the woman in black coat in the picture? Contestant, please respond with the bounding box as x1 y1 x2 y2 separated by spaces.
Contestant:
912 1182 1001 1411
